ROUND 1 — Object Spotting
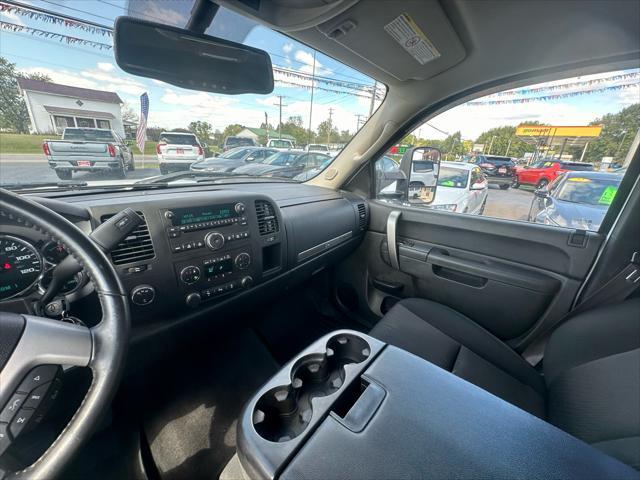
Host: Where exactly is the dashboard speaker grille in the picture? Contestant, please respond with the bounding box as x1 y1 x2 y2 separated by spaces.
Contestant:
255 200 279 236
357 203 367 230
100 212 155 265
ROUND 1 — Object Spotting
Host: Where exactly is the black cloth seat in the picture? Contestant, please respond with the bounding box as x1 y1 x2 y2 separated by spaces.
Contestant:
370 297 640 469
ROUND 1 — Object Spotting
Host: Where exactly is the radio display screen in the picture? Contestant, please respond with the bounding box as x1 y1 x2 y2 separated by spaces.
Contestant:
205 259 233 277
173 204 236 226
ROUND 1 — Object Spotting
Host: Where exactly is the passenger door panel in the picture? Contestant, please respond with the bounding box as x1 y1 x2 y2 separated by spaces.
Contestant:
336 201 603 349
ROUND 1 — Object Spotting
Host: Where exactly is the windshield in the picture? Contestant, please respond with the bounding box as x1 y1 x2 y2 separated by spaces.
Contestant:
556 176 621 206
0 0 383 190
437 167 469 189
63 128 115 142
263 152 302 166
159 133 199 146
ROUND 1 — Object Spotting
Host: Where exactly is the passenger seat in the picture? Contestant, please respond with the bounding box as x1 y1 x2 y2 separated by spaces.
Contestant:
370 297 640 469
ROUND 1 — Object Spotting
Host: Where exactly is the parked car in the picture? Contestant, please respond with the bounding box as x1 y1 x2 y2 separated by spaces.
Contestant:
156 132 205 174
528 171 622 231
305 143 330 153
222 136 256 151
514 160 594 189
266 138 294 149
467 155 516 189
424 162 488 214
190 147 277 172
233 150 330 178
42 128 134 180
293 154 336 181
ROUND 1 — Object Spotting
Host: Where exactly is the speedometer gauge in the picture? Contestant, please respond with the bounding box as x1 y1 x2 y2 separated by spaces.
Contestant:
0 235 43 301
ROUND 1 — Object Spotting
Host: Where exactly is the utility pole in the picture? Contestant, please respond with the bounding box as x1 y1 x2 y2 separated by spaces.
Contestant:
488 135 496 155
368 81 377 117
274 95 288 139
307 51 317 145
505 138 513 156
355 114 365 132
327 107 334 145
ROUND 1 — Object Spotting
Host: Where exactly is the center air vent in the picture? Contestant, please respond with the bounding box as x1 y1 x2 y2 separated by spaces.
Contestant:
255 200 279 236
100 212 155 265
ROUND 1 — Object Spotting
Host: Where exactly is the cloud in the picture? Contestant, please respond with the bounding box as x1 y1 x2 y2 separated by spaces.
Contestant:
283 43 294 55
97 63 115 72
293 49 332 76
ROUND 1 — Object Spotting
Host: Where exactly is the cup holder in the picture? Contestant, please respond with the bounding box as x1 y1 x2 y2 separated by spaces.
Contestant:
253 334 371 442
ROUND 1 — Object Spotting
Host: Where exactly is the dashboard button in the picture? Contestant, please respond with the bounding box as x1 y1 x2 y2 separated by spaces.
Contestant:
185 292 201 308
180 266 201 285
235 253 251 270
131 285 156 306
0 393 27 423
241 276 253 289
17 366 59 394
205 232 225 251
234 202 246 214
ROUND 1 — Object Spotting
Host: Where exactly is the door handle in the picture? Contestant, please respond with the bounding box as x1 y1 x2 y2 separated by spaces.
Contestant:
386 210 402 270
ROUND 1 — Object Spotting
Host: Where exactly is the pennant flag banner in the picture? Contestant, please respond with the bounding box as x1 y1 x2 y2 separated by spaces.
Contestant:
492 72 640 97
467 83 639 106
0 21 112 49
0 2 112 37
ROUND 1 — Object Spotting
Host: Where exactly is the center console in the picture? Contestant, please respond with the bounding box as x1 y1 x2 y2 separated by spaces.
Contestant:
236 331 638 480
162 202 259 308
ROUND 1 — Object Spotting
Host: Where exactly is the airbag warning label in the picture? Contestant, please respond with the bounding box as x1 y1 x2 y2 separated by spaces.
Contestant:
384 13 440 65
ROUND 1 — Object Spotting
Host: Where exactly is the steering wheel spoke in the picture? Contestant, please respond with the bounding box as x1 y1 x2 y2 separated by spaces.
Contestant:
0 313 92 410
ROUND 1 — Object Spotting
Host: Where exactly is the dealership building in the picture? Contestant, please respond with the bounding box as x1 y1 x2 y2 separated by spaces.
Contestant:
17 78 125 136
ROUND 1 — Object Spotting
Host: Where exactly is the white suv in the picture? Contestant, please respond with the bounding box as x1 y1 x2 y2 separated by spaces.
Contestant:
156 132 205 174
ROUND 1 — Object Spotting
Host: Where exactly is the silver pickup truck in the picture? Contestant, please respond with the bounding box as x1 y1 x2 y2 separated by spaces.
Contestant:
43 128 135 180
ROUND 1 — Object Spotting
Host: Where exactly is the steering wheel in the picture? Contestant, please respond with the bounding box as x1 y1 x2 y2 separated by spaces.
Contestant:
0 189 130 479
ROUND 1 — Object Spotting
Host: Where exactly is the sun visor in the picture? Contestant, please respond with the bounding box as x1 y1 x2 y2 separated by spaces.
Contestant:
316 1 466 81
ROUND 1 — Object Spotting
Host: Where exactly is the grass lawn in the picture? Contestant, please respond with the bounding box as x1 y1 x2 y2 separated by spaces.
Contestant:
0 133 158 155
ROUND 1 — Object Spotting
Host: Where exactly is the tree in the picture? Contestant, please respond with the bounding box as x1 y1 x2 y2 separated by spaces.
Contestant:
222 123 244 139
475 124 539 158
121 102 139 124
188 121 214 143
0 56 51 133
316 119 339 144
580 103 640 163
171 127 190 133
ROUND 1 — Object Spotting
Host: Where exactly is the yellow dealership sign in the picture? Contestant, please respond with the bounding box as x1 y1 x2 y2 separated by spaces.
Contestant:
516 125 603 137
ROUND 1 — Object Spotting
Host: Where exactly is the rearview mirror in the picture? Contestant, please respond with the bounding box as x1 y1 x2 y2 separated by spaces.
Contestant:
114 17 274 94
399 147 442 205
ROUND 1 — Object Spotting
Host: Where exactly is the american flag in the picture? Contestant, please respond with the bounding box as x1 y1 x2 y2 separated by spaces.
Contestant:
136 92 149 154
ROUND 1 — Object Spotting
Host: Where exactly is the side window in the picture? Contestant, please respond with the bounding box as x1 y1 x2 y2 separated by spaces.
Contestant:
375 67 638 231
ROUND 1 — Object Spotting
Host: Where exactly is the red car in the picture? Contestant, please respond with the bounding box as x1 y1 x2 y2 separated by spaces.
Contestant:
514 160 594 189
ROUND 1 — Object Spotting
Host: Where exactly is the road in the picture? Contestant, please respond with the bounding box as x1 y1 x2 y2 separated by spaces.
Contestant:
0 153 160 183
0 153 535 223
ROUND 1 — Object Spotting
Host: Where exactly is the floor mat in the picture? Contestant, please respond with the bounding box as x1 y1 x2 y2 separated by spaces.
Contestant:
142 328 279 480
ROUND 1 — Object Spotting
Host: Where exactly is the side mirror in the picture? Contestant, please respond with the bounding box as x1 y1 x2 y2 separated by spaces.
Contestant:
534 188 549 198
470 182 486 190
399 146 442 205
202 143 208 149
246 155 257 162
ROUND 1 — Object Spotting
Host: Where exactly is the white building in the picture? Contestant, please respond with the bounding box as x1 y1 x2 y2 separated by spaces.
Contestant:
18 78 124 136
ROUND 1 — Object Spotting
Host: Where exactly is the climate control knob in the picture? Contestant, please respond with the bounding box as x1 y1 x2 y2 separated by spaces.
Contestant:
180 266 201 284
235 252 251 270
234 202 246 214
130 285 155 306
241 276 253 289
205 232 225 251
185 292 201 308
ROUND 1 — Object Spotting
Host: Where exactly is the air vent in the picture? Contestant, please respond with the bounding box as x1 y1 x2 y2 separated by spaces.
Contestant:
100 212 155 265
357 203 367 230
255 200 279 236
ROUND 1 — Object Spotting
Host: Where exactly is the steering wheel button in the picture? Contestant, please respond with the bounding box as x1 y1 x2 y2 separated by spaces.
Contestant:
0 393 28 423
9 408 35 438
17 365 59 393
23 383 51 410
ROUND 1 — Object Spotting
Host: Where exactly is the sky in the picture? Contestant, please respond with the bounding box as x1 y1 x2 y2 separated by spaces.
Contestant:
1 0 639 140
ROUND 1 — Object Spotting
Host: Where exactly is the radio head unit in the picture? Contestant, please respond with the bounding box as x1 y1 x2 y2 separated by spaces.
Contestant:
171 203 238 226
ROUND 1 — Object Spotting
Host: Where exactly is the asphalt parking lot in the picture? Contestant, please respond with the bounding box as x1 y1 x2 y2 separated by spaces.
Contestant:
0 154 535 223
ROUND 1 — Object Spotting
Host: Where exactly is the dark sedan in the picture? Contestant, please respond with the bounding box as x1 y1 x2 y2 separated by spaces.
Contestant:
233 150 331 178
189 147 277 172
467 155 517 189
528 171 623 231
